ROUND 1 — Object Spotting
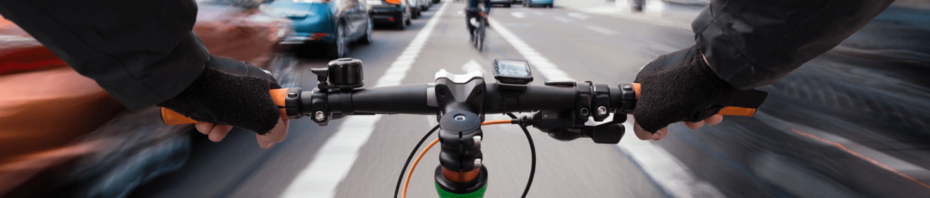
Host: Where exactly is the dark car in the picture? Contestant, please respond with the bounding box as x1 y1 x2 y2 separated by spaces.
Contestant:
367 0 413 29
267 0 373 58
418 0 431 11
407 0 422 19
490 0 513 7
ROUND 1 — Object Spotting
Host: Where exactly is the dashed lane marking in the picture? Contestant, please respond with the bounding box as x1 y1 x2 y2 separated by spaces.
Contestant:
279 2 451 198
567 12 591 20
511 12 526 18
553 16 573 23
585 25 618 35
487 18 572 81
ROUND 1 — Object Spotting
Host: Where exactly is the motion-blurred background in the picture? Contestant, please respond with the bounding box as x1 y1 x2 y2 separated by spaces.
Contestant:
1 0 928 197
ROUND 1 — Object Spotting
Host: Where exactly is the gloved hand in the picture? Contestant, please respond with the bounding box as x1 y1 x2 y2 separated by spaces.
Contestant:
158 55 288 148
632 46 766 140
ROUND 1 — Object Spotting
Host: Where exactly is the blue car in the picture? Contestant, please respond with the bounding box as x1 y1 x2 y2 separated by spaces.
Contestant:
523 0 553 8
267 0 373 58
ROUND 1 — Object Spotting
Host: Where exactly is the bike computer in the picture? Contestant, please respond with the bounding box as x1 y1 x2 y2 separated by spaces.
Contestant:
492 59 533 84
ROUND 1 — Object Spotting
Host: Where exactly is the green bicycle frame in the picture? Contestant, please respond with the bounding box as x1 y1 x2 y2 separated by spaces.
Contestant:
436 183 487 198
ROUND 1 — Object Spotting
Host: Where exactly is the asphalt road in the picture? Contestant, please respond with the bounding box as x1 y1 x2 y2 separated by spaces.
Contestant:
131 1 930 198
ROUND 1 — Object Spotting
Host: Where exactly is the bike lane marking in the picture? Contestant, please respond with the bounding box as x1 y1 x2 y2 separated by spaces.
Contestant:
280 2 451 198
487 17 725 198
585 25 618 35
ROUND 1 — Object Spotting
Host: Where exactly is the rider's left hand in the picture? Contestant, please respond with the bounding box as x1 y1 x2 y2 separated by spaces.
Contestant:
195 118 289 149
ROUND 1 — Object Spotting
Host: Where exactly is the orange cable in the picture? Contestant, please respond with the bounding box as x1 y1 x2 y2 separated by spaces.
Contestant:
482 119 512 125
403 138 440 198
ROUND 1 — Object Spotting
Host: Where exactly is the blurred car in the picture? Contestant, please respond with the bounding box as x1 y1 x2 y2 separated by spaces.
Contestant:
630 0 644 11
195 0 294 68
368 0 413 30
490 0 513 7
0 0 294 196
407 0 422 19
419 0 431 11
267 0 373 58
523 0 553 8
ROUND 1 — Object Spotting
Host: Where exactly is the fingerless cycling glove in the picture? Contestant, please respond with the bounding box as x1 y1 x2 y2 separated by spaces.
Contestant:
633 46 766 133
158 55 281 134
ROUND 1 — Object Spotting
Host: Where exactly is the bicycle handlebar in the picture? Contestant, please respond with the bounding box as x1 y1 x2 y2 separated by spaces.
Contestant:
161 82 759 125
158 58 766 198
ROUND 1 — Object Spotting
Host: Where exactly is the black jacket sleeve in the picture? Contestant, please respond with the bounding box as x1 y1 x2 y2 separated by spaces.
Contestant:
692 0 894 90
0 0 208 109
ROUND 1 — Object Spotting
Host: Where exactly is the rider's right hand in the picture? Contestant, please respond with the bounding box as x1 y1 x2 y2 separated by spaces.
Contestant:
630 46 734 140
158 55 288 148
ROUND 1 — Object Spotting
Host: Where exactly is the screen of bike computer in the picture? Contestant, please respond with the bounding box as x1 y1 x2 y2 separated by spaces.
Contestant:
495 60 530 77
493 59 533 84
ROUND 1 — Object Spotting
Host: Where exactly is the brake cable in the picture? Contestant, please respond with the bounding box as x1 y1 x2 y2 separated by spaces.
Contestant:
394 125 440 198
404 138 439 198
509 113 536 198
395 115 537 198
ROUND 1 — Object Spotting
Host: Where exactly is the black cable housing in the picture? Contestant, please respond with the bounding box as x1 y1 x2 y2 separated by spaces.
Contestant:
394 124 441 198
509 113 536 198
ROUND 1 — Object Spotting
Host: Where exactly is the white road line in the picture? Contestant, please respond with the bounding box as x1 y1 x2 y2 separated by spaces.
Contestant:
487 18 572 81
619 122 726 198
460 59 487 73
279 2 450 198
585 25 618 35
567 12 591 20
488 17 724 198
511 12 526 18
552 16 573 23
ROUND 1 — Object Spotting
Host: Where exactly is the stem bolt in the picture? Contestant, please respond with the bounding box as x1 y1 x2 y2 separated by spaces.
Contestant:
315 111 326 121
597 106 608 116
473 135 482 147
579 107 589 117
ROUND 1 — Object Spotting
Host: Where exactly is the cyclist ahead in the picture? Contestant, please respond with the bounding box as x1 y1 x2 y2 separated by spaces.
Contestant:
465 0 491 41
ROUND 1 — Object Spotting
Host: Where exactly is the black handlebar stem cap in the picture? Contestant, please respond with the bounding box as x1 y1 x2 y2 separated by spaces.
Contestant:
439 110 482 132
